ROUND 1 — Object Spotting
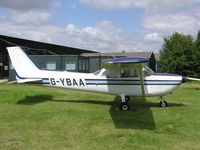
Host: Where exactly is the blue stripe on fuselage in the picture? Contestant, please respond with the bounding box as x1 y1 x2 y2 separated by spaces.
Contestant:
85 79 181 85
153 73 180 76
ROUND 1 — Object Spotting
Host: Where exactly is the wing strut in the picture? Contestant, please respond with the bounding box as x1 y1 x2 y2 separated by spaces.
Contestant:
139 64 145 95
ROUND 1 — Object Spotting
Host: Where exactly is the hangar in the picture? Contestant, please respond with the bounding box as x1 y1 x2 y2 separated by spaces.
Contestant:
0 34 96 80
0 34 156 81
81 52 156 72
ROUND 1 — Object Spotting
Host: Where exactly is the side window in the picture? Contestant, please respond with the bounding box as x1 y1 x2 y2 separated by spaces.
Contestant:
46 61 56 70
65 61 76 71
105 70 120 78
121 69 138 78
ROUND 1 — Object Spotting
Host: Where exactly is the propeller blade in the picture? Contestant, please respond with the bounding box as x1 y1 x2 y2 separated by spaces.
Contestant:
186 77 200 81
182 76 200 83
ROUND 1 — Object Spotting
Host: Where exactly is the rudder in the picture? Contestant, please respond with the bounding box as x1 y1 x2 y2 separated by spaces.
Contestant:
7 46 41 78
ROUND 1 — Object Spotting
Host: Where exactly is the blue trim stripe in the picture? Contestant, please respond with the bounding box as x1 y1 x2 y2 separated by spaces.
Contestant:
153 73 180 76
85 79 181 85
42 79 50 84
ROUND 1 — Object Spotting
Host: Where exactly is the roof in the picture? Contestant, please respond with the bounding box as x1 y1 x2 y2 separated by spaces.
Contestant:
0 34 96 55
154 53 160 61
81 52 153 59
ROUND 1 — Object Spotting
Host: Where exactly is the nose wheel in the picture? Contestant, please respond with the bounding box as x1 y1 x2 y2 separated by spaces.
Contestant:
119 95 130 111
159 96 168 107
120 102 130 111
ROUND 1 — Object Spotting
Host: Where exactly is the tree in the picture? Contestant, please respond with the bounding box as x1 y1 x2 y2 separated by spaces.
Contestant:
159 32 196 76
193 30 200 77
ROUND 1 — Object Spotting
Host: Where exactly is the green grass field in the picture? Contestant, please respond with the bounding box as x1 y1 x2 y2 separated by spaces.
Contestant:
0 82 200 150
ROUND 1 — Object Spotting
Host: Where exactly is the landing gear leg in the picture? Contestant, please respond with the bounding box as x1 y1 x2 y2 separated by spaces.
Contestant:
125 96 130 102
159 96 168 107
119 95 130 111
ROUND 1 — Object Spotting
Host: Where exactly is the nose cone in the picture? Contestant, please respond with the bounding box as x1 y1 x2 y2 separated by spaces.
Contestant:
182 76 188 83
181 76 200 82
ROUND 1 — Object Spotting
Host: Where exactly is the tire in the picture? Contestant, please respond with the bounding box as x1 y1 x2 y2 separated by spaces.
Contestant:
120 102 130 111
159 100 168 107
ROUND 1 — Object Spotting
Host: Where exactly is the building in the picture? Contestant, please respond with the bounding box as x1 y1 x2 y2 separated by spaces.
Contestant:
0 34 96 79
0 35 157 81
154 53 160 72
81 52 156 72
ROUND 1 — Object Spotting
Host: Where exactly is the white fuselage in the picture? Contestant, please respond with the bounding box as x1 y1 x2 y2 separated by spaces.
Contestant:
35 69 182 97
7 46 183 98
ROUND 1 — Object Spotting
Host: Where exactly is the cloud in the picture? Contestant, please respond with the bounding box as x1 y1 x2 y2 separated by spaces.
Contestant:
0 0 60 10
79 0 145 10
78 0 200 36
144 33 163 42
143 12 200 35
142 0 197 14
79 0 198 12
78 0 200 40
0 18 160 52
8 10 53 25
1 0 199 53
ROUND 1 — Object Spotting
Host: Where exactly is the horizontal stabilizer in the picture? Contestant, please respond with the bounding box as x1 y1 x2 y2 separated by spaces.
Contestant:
16 76 42 83
17 78 42 83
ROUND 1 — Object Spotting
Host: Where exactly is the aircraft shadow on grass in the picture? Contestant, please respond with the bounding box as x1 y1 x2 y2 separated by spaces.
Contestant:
17 95 184 130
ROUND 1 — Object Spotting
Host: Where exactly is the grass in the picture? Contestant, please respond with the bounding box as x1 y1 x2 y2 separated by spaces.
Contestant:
0 82 200 150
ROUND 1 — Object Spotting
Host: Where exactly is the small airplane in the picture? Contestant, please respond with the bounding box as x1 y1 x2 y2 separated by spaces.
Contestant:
7 46 200 111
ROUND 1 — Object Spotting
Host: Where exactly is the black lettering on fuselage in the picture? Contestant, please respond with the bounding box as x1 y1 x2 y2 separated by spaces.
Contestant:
73 79 78 86
66 78 72 86
60 78 65 85
50 78 85 86
50 78 56 85
80 79 85 86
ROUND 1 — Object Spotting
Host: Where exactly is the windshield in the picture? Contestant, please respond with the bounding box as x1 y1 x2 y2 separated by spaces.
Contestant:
93 69 102 75
144 65 154 76
93 66 154 77
93 69 120 78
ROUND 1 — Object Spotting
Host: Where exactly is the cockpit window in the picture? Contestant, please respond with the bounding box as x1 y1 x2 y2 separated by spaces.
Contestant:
93 69 102 75
121 69 138 78
93 66 154 78
93 69 120 78
143 66 154 76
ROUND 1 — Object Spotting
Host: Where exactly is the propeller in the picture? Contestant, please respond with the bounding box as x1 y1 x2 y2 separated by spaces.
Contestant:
182 76 200 83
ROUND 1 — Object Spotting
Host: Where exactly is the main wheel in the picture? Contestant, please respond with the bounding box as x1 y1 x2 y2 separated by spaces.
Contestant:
120 102 130 111
159 100 168 107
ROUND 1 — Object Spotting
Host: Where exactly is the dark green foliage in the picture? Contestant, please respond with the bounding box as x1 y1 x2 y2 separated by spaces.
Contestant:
159 32 200 77
194 31 200 77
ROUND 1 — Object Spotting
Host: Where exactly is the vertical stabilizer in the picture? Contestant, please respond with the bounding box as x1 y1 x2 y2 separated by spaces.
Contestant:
7 46 41 78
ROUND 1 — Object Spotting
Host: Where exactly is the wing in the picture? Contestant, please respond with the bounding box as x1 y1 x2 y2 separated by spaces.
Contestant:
102 57 148 64
102 57 148 95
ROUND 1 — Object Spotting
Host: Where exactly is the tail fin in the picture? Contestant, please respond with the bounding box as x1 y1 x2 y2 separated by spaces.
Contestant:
7 46 41 78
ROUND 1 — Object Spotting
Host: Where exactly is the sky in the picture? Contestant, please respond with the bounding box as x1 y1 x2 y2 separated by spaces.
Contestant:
0 0 200 53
